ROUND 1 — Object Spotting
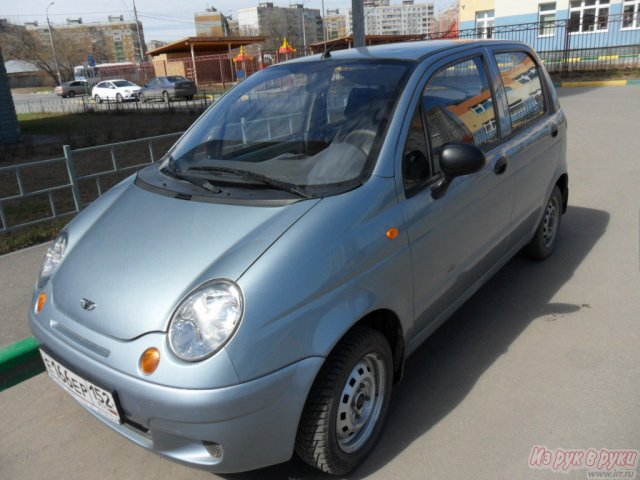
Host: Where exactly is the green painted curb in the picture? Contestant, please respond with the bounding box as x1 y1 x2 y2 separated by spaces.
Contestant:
628 79 640 85
0 337 45 392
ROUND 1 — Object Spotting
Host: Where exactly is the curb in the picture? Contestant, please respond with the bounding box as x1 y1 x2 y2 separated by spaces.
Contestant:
553 79 640 88
0 337 44 392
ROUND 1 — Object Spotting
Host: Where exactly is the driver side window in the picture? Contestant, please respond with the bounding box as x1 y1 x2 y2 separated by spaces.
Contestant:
402 106 434 198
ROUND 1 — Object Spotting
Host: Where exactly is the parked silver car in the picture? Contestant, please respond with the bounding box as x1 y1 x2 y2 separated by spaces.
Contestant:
30 40 567 475
138 76 197 102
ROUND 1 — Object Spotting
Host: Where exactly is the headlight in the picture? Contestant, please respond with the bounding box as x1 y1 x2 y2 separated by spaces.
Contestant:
37 231 68 288
168 280 243 361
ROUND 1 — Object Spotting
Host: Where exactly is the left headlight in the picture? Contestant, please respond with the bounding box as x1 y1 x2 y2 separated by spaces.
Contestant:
168 280 243 362
37 231 68 288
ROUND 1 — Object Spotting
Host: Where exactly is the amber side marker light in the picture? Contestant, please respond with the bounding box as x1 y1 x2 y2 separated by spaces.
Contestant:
386 228 399 239
140 347 160 375
35 292 47 314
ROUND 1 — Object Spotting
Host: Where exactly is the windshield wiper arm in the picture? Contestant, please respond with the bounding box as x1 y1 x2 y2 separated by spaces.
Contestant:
186 166 314 199
161 157 223 194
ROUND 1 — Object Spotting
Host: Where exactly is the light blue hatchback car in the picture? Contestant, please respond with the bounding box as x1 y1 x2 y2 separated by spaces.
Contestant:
30 40 568 475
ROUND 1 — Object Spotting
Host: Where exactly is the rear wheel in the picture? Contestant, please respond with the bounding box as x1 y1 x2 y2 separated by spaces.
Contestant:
163 91 170 103
68 90 75 98
295 327 393 475
139 93 147 103
94 94 102 104
185 95 194 101
524 185 563 260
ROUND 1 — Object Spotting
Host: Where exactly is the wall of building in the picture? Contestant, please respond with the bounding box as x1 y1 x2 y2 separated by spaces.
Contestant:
344 1 434 36
0 47 21 144
458 0 640 52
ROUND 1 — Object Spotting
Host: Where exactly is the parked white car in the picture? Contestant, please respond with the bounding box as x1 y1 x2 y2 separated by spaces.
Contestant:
92 79 141 103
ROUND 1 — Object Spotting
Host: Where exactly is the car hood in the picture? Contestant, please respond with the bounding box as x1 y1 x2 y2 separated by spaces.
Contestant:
52 179 319 340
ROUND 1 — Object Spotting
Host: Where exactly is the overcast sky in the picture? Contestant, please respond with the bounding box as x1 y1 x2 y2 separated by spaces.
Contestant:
1 0 452 42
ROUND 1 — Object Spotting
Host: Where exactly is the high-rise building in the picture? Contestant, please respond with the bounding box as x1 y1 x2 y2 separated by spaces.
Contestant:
325 9 347 39
195 8 232 37
26 16 145 63
237 3 323 50
345 0 434 36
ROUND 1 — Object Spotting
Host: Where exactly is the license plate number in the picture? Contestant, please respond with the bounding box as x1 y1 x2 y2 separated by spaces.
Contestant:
40 349 121 424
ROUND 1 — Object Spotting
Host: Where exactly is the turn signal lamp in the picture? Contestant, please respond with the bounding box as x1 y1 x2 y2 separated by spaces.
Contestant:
35 292 47 314
140 347 160 375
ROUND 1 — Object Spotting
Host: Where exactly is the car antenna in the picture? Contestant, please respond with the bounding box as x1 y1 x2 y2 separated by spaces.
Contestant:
322 41 338 59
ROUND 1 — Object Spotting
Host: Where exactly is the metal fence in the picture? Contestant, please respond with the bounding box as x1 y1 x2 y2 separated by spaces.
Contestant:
14 91 223 115
0 132 183 233
429 13 640 72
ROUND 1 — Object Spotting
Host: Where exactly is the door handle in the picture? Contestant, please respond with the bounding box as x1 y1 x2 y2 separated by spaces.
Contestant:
493 157 508 175
551 126 559 137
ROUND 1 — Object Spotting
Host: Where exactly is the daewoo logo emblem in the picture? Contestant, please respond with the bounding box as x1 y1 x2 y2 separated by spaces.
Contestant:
80 298 97 311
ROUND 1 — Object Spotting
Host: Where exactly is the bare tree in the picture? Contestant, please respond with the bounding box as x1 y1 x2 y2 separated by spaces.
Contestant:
0 22 90 83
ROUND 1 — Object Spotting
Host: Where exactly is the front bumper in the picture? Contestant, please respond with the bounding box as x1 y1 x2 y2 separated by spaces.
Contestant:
30 309 323 473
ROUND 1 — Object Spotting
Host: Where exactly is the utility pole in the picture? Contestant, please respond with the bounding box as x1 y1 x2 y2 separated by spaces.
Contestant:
133 0 145 62
45 1 62 85
300 3 307 55
321 0 327 42
352 0 365 48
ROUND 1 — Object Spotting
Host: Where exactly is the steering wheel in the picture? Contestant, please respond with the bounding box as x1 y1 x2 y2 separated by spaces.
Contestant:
342 129 377 156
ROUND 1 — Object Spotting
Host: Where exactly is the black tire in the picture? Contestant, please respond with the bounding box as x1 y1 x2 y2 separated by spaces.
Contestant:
94 94 102 104
116 93 123 103
524 185 563 260
163 91 170 102
139 93 147 103
295 327 393 475
185 95 194 101
68 90 75 98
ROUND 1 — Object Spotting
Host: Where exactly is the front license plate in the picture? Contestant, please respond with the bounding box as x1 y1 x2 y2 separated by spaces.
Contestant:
40 349 121 424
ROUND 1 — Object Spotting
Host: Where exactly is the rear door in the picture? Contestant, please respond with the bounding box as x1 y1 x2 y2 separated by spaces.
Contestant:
397 50 515 345
486 47 566 247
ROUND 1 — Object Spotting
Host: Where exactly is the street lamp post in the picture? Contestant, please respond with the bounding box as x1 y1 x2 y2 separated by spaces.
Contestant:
46 1 63 85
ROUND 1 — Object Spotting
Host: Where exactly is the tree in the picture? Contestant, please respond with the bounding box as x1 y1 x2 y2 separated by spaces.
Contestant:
0 21 92 83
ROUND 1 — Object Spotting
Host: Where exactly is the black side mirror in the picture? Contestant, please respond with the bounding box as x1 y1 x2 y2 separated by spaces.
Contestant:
431 143 485 200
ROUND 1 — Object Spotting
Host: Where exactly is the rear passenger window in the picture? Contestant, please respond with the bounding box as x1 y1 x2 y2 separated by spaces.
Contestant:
494 52 546 132
422 56 498 167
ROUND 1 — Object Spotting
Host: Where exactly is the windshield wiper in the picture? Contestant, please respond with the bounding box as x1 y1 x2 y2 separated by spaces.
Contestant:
161 157 223 194
186 166 314 199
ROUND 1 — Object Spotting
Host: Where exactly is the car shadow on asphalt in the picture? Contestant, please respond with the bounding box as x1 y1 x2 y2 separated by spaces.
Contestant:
220 205 609 480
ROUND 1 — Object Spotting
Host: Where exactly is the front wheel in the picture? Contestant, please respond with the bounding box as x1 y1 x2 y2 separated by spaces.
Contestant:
162 91 170 102
116 93 123 103
295 327 393 475
524 185 563 260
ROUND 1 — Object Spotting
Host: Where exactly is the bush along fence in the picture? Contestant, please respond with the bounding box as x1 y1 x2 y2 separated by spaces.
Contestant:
0 131 183 233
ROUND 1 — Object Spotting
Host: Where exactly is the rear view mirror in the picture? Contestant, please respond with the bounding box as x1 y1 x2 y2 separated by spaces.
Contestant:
432 143 485 199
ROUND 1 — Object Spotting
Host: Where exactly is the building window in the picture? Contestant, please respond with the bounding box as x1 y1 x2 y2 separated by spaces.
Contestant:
475 10 495 39
539 3 557 36
622 0 640 29
569 0 610 33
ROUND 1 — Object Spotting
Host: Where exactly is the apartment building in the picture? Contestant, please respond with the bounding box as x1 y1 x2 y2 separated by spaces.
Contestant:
195 8 232 37
27 16 145 63
325 9 348 40
237 2 323 50
344 0 435 36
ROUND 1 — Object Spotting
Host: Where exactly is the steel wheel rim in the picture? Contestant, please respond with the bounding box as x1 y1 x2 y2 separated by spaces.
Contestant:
543 195 559 248
336 352 386 453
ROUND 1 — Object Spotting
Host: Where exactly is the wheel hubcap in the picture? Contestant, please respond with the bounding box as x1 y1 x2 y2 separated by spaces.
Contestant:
542 196 559 248
336 353 386 453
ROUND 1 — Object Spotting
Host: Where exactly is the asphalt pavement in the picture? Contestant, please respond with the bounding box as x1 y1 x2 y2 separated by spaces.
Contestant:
0 86 638 480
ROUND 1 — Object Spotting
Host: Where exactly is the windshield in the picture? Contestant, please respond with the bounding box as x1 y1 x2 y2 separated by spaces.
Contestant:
166 59 412 195
113 80 135 87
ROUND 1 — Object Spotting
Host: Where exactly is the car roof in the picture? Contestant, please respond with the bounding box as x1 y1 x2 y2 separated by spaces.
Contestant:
287 39 529 64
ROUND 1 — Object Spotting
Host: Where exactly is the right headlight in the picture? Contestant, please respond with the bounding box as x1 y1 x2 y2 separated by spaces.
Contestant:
37 231 68 288
168 280 243 362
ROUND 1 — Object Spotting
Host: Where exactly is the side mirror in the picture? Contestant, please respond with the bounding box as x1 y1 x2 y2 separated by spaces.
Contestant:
431 143 485 200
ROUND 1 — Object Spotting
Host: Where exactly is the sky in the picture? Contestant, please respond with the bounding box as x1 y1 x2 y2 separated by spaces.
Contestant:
1 0 453 42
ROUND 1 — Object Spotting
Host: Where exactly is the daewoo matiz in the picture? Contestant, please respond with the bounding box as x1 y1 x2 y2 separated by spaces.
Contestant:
30 40 568 475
